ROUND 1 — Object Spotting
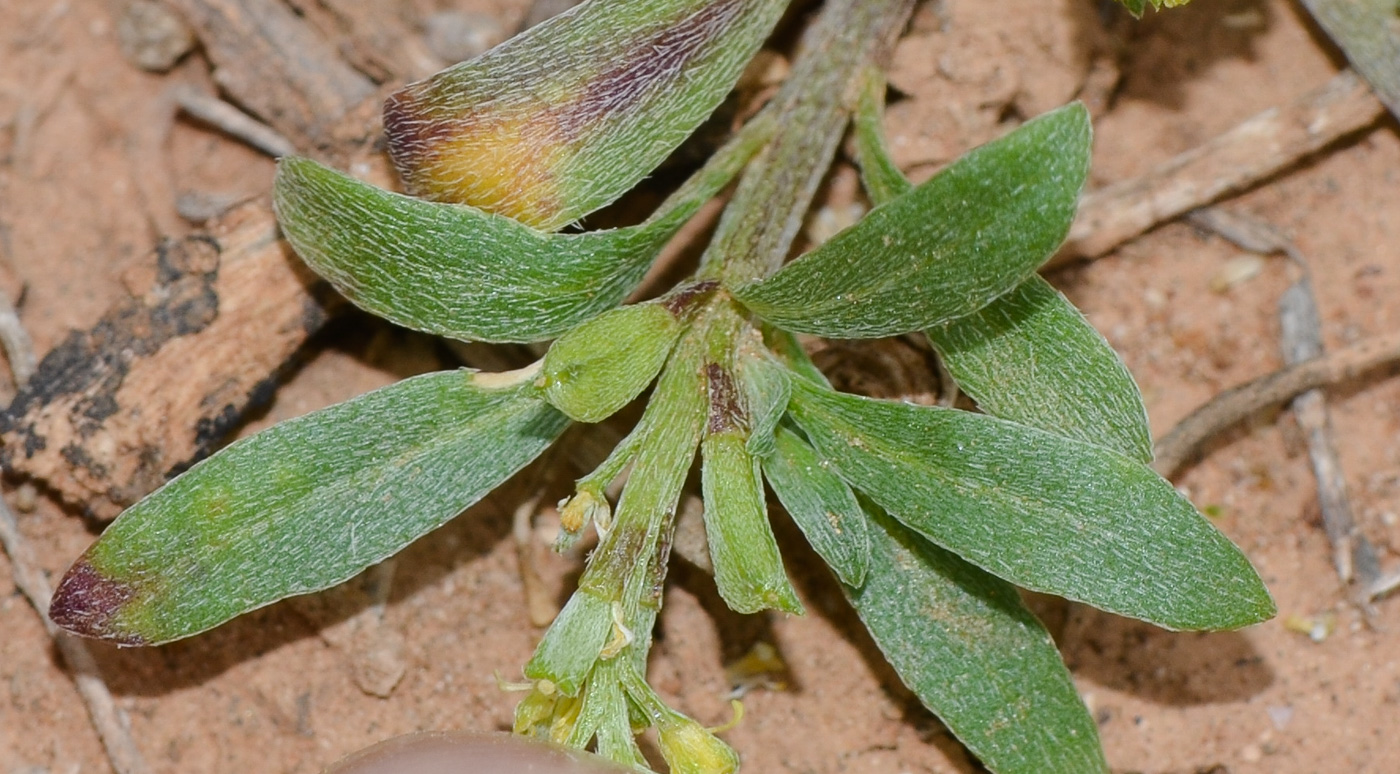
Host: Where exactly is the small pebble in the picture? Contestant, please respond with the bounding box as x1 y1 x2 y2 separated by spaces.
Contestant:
116 0 195 73
1239 743 1262 763
423 11 504 65
1209 254 1265 293
1266 704 1293 731
176 191 243 223
13 482 38 513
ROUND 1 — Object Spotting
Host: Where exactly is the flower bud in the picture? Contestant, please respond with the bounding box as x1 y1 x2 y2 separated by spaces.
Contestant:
541 301 684 424
656 712 740 774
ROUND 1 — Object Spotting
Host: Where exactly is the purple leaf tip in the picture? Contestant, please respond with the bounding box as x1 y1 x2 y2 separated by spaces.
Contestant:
48 558 147 646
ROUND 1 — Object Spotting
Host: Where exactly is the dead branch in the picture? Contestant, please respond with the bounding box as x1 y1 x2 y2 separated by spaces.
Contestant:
1188 207 1384 592
1153 330 1400 480
0 0 402 518
0 205 341 519
0 287 36 389
1279 273 1380 590
174 85 297 158
1055 69 1386 265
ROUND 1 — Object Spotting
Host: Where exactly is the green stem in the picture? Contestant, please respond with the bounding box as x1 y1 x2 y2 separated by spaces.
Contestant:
700 0 915 285
577 327 708 605
853 67 914 205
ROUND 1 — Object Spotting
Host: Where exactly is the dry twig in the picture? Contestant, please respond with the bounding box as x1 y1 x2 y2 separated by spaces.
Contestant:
1278 274 1381 591
1153 331 1400 480
0 284 36 389
166 0 375 148
1181 208 1385 594
1055 69 1386 264
174 86 298 158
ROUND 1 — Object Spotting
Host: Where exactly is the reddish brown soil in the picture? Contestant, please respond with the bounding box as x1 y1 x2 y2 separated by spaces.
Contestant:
3 1 1400 773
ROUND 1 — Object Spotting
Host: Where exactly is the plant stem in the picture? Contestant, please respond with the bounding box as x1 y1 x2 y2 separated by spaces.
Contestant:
577 328 707 605
853 67 913 205
700 0 914 285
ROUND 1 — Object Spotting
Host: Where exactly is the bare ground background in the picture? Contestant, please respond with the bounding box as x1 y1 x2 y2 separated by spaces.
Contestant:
2 0 1400 772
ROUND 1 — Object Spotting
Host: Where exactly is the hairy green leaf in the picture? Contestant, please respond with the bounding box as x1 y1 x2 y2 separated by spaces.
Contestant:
929 276 1153 462
275 116 768 344
276 159 666 343
851 505 1107 774
787 380 1275 631
764 424 869 586
543 301 684 423
49 369 568 645
850 77 1151 461
1299 1 1400 121
732 103 1091 338
384 0 787 229
701 430 803 615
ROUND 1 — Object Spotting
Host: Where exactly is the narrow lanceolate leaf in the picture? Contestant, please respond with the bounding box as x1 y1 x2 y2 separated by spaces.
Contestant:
49 369 569 645
851 506 1106 774
851 67 910 207
275 118 767 344
542 300 685 423
384 0 787 230
764 424 869 586
928 276 1153 463
787 380 1275 631
276 158 661 343
699 358 802 615
850 77 1151 461
701 431 803 615
732 103 1091 338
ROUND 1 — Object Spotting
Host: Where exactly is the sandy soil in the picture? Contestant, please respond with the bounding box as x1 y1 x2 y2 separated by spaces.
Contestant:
3 0 1400 772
